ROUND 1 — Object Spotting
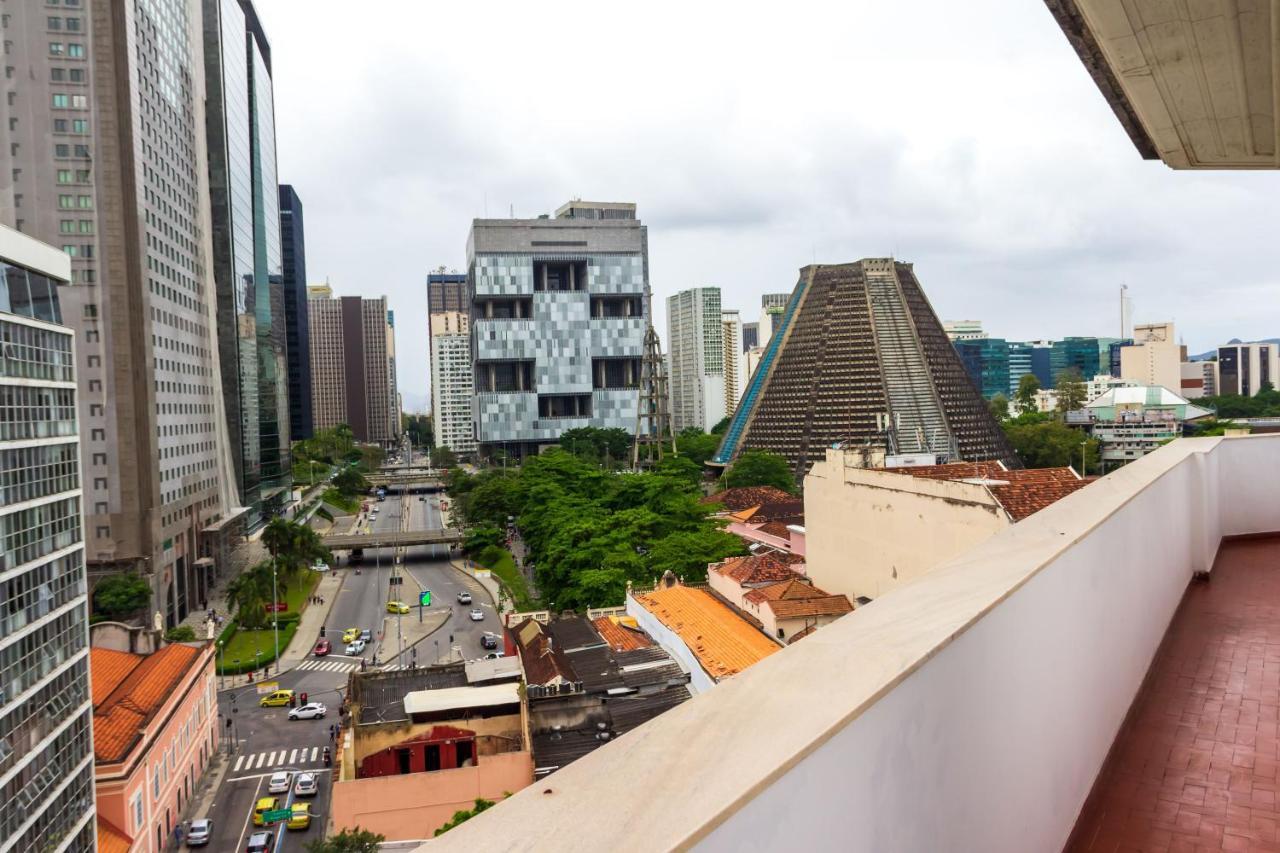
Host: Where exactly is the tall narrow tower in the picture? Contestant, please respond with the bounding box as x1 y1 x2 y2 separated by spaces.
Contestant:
633 324 675 468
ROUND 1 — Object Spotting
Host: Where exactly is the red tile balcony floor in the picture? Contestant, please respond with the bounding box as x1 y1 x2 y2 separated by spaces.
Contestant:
1069 536 1280 853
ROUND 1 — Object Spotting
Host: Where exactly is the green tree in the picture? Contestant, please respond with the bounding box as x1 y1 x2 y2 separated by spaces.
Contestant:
1015 373 1042 415
723 450 795 493
434 798 497 836
165 625 196 642
430 446 458 468
332 467 369 497
92 573 152 619
305 827 385 853
559 426 631 466
1055 368 1087 414
463 526 504 554
402 413 433 448
710 416 731 434
226 561 274 629
1002 413 1099 472
674 428 721 468
988 393 1010 422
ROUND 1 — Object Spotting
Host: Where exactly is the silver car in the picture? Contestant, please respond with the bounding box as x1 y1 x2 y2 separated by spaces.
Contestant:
469 608 485 622
294 772 318 797
267 770 292 794
345 638 366 655
186 818 212 846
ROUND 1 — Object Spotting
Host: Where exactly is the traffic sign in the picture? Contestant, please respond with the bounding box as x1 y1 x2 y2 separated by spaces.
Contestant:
263 808 292 823
419 590 431 606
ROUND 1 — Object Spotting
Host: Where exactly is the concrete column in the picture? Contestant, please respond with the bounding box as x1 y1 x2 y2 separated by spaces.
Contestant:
569 264 576 292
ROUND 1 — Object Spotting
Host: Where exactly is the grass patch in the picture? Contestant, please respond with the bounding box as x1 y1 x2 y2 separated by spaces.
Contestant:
321 487 360 514
475 546 538 611
291 460 333 488
216 571 320 675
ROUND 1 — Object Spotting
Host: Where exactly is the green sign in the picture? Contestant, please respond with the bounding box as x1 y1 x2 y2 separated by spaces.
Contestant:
162 538 173 551
419 590 431 606
263 808 292 823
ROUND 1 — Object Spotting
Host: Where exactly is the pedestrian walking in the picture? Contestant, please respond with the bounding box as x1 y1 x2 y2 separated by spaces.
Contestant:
329 724 335 741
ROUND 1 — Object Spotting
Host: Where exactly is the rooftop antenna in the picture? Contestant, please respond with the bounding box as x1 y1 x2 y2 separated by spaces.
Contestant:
509 203 514 218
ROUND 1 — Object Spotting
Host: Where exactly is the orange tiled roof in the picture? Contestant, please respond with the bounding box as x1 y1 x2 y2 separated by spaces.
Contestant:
755 520 800 540
90 647 142 705
768 594 854 620
632 585 779 680
93 642 204 763
712 553 802 586
97 817 132 853
700 486 795 513
512 619 578 686
881 462 1087 521
743 577 822 604
591 617 653 652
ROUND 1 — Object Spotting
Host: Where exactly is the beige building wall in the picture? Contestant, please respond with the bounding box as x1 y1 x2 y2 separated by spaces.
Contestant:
308 296 347 432
804 449 1010 601
1120 323 1181 391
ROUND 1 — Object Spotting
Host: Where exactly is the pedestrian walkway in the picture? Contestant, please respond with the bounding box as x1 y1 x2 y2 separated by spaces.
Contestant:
230 746 328 775
294 659 360 674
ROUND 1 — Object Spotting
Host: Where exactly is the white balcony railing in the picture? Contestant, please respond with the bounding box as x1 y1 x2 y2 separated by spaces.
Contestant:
425 435 1280 851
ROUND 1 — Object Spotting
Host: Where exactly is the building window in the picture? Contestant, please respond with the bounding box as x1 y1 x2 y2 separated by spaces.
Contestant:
67 44 83 58
53 119 67 132
57 169 72 183
64 17 80 32
70 94 85 108
47 17 62 31
58 195 73 209
69 68 84 82
51 93 68 108
50 43 64 55
72 119 87 133
50 68 65 82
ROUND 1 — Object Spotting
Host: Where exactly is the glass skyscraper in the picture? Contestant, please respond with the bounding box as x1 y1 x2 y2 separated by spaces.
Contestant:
204 0 290 524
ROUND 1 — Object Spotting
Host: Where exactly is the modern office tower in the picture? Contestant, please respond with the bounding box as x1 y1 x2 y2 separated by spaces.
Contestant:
713 259 1019 481
1119 322 1180 390
0 0 240 629
955 337 1011 399
468 201 648 458
428 272 474 455
1050 337 1122 384
385 309 401 441
203 0 290 522
944 320 988 341
722 309 745 417
279 185 312 441
742 322 759 352
430 312 476 454
1007 342 1034 395
307 292 399 445
668 288 727 433
758 293 790 345
1217 342 1280 397
0 227 96 852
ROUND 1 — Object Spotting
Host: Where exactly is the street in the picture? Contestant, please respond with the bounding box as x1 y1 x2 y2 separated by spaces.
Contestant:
200 447 497 851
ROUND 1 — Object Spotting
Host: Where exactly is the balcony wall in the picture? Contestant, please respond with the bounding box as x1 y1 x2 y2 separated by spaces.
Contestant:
425 435 1280 851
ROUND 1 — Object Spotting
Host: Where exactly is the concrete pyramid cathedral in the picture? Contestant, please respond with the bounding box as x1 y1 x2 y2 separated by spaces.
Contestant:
714 259 1020 481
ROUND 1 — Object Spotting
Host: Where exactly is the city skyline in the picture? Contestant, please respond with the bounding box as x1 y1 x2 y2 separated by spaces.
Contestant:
257 0 1278 407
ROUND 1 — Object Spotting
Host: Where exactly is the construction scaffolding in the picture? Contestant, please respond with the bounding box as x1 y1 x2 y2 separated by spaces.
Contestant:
632 324 676 469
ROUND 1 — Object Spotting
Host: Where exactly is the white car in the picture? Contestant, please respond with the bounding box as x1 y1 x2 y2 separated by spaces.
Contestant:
294 772 319 797
456 591 472 605
267 771 293 794
288 702 327 721
186 818 212 846
311 560 329 572
468 608 485 622
345 639 366 655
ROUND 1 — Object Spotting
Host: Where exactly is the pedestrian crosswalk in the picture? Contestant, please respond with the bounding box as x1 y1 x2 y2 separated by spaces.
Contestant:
232 746 327 774
295 659 359 673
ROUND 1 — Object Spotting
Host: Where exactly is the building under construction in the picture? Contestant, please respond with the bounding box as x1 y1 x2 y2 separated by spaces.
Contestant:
713 259 1020 481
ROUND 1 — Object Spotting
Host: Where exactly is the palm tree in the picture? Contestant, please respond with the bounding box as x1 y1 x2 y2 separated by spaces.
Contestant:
227 561 273 629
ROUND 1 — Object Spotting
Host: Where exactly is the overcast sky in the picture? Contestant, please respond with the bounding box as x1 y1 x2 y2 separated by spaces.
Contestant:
260 0 1280 410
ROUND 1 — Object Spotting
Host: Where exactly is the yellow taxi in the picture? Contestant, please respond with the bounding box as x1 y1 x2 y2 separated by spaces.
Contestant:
341 627 360 643
259 689 294 708
252 796 279 826
386 600 409 614
287 802 312 831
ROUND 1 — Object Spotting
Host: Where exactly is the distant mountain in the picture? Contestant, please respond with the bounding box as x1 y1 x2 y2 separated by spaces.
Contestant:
1189 338 1280 361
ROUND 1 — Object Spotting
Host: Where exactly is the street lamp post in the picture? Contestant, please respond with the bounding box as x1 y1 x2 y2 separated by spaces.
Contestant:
217 640 224 691
271 559 279 675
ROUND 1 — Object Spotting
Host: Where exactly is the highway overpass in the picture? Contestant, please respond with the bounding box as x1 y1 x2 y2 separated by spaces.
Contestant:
321 529 463 550
368 473 445 490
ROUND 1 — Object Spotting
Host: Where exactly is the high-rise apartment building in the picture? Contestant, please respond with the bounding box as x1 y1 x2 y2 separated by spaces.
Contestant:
757 293 790 346
668 288 727 433
428 273 474 455
944 320 988 342
1217 342 1280 397
0 227 96 852
430 312 476 454
468 201 647 458
0 0 240 628
722 309 745 418
742 322 759 352
279 185 311 441
1119 322 1180 390
307 292 399 445
203 0 290 521
714 260 1019 481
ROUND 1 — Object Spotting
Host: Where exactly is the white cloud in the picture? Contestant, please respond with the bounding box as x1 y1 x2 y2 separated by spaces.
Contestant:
260 0 1280 402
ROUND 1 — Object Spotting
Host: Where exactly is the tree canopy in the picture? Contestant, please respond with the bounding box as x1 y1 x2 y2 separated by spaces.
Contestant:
1014 373 1042 415
1198 384 1280 418
305 828 385 853
1001 412 1098 473
559 426 632 467
446 449 746 610
434 798 497 836
1054 368 1087 414
92 572 152 619
723 450 795 493
674 428 722 468
402 413 432 448
988 393 1010 422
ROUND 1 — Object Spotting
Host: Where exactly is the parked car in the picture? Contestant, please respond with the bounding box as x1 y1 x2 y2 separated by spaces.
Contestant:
267 771 293 794
457 591 472 605
259 689 294 708
481 632 499 650
293 772 318 797
345 638 366 655
313 638 331 656
186 818 212 846
469 608 485 622
245 831 272 853
288 702 327 721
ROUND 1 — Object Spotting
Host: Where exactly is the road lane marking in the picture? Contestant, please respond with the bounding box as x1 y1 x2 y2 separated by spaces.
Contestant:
288 748 297 764
267 750 279 767
310 747 318 762
233 754 245 772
